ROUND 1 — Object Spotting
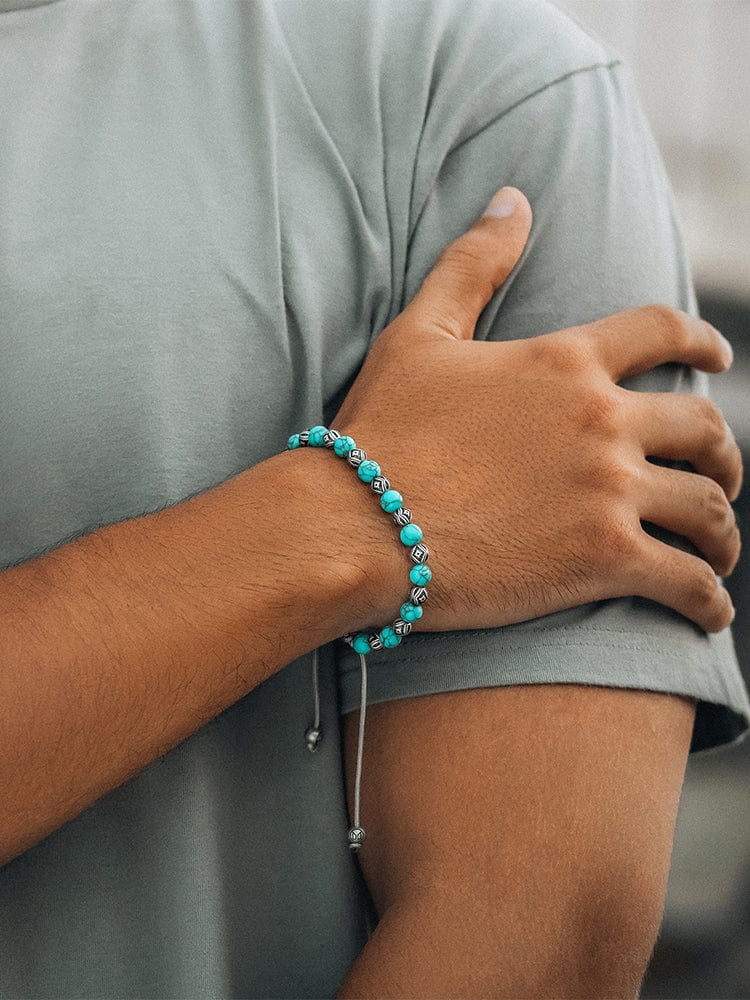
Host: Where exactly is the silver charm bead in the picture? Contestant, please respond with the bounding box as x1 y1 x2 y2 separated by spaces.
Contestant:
371 475 391 495
410 585 428 605
305 727 322 752
347 448 367 468
348 826 366 851
392 506 412 527
410 542 429 563
392 618 412 636
323 429 341 448
298 430 310 446
367 632 384 651
341 633 355 647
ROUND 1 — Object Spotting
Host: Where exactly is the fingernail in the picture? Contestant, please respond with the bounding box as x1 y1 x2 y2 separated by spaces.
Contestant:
482 187 518 219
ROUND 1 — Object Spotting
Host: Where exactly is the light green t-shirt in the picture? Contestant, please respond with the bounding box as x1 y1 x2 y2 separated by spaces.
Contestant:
1 0 747 996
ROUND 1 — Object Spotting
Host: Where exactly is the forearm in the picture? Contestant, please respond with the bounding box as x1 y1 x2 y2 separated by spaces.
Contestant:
0 446 399 866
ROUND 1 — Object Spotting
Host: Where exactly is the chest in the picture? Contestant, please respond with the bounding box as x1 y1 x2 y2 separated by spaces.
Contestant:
0 6 395 563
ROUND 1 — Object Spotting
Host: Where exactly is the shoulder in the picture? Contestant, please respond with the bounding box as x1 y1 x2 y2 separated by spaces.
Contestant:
418 0 620 95
404 0 623 157
263 1 625 183
373 0 622 126
269 1 621 119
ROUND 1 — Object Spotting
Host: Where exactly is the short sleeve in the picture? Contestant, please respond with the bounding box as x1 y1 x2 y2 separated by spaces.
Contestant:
335 13 750 753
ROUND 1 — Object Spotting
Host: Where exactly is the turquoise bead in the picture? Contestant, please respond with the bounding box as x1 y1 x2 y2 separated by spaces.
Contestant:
379 626 402 648
352 634 372 654
400 602 423 623
334 435 356 457
409 564 432 586
358 459 381 483
308 425 328 447
287 433 301 449
380 489 403 513
400 523 423 546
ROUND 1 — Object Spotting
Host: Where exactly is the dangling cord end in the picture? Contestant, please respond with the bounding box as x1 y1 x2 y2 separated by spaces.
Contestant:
305 646 322 752
348 651 367 852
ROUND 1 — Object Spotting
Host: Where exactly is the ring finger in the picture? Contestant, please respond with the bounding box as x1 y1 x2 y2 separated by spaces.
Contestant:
631 391 743 502
639 464 741 576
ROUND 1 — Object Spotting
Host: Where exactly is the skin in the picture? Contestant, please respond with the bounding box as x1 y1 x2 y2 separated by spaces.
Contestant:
333 188 741 997
0 185 742 992
333 187 742 638
338 685 696 999
0 447 385 866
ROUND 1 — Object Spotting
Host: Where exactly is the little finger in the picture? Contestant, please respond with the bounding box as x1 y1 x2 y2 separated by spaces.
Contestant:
627 535 735 633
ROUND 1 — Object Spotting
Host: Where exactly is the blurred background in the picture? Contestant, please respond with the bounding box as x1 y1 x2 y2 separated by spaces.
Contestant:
554 2 750 996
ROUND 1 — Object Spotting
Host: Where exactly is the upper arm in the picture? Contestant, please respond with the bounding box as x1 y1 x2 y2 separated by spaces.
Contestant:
339 11 707 999
342 684 696 997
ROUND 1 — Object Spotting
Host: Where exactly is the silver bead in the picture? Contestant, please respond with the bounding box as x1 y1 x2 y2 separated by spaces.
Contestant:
410 585 428 605
298 430 310 446
410 542 429 563
341 633 355 646
371 475 391 494
305 727 322 752
323 429 341 447
348 826 366 850
347 448 367 468
368 632 384 651
392 618 412 636
392 506 412 527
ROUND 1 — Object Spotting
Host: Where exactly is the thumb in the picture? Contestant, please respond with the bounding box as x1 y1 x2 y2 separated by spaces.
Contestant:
405 186 532 340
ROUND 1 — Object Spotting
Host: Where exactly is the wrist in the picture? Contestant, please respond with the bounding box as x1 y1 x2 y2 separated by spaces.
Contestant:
270 444 407 640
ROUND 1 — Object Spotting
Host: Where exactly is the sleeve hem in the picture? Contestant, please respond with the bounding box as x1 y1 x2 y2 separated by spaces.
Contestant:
336 630 750 755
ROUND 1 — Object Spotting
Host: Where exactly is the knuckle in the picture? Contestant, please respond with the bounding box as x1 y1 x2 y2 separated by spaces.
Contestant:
715 527 741 579
698 480 739 576
690 561 719 609
594 511 640 561
703 478 730 520
643 304 689 351
544 335 593 377
433 242 495 324
437 241 488 288
574 388 621 437
588 455 638 499
696 397 726 444
437 241 476 273
425 310 467 341
729 445 744 499
706 590 734 633
725 522 742 576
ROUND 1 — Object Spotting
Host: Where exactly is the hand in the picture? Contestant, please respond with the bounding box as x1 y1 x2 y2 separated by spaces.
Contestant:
333 186 742 634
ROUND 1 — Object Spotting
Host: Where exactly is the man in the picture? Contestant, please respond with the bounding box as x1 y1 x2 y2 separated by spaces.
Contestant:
1 1 747 997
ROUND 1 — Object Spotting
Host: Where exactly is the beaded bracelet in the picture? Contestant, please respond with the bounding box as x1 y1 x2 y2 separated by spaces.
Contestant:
286 425 433 650
287 424 433 852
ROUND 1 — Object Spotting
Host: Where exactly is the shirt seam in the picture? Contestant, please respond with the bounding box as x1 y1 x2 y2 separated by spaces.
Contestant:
447 57 624 157
407 57 625 268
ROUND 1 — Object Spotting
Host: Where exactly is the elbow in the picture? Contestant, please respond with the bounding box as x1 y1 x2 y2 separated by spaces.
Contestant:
567 877 664 1000
380 876 665 999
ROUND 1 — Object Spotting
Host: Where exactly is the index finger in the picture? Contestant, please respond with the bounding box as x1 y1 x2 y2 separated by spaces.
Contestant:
579 305 733 382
